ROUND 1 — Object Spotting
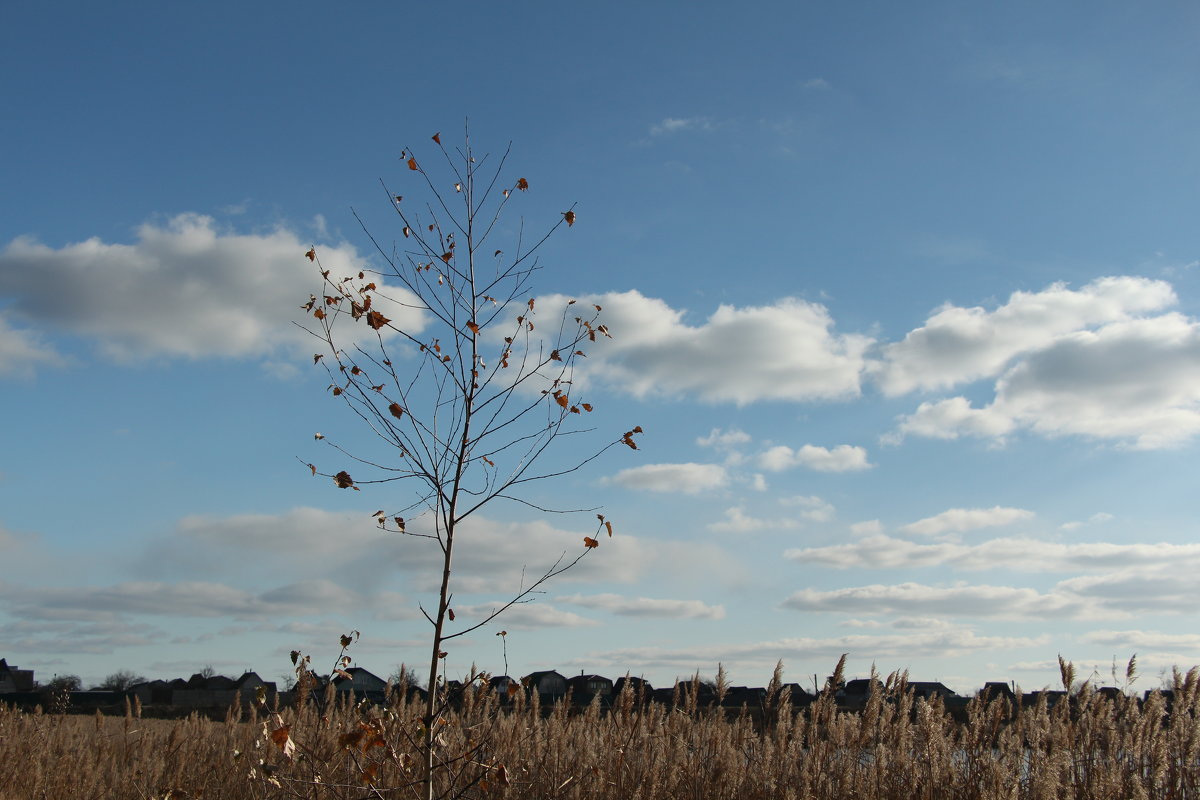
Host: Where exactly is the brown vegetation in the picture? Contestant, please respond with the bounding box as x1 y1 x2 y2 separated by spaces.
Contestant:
5 663 1200 799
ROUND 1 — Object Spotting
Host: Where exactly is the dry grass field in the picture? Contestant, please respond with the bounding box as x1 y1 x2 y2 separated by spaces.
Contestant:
4 665 1200 800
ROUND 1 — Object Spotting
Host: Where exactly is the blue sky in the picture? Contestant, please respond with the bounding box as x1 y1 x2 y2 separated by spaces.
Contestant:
3 1 1200 693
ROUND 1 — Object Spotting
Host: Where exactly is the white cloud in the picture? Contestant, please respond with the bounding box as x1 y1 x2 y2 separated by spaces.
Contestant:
787 533 1200 574
1079 629 1200 651
0 313 64 378
778 495 836 522
889 396 1016 443
0 578 364 620
579 627 1048 675
147 507 741 602
780 582 1092 619
891 309 1200 449
758 444 872 472
800 78 832 90
558 593 725 620
454 603 598 630
875 277 1176 395
607 463 728 494
0 214 424 365
707 506 800 534
901 506 1033 537
544 291 872 404
696 428 752 449
649 117 712 136
849 520 883 537
1060 512 1114 531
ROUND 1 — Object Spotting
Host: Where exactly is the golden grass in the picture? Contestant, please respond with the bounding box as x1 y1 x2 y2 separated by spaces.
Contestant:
4 665 1200 799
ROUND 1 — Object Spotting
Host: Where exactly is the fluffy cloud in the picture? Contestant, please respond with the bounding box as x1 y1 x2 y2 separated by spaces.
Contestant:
758 444 872 472
1079 629 1200 651
146 507 741 601
578 627 1048 675
545 291 872 404
0 214 424 365
707 507 800 534
607 463 728 494
786 534 1200 573
778 495 836 522
875 277 1176 395
0 578 364 620
849 520 883 537
454 603 598 630
649 117 713 136
891 311 1200 449
782 566 1200 620
901 506 1033 537
0 313 63 377
557 593 725 620
781 582 1093 619
696 428 752 449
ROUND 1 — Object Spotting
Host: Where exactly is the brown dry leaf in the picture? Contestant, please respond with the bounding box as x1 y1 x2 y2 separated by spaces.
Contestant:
269 718 296 759
563 210 576 226
403 226 411 238
582 403 593 412
388 402 404 419
517 177 529 191
313 353 323 364
394 516 405 531
432 132 441 144
308 463 317 476
305 248 316 261
366 310 390 330
555 393 569 409
467 321 481 335
583 536 599 549
331 386 343 396
407 157 419 171
313 308 326 320
333 471 355 489
448 608 455 621
441 252 453 263
550 349 561 361
605 520 613 537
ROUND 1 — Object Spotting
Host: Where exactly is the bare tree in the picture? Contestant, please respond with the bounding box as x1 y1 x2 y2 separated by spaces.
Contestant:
97 670 145 691
299 127 640 798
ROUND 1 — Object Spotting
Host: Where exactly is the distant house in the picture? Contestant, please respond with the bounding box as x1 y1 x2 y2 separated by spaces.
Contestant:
567 674 613 702
781 683 814 706
612 676 653 699
488 675 520 702
173 673 257 708
333 667 387 695
523 670 568 701
1022 690 1067 709
723 686 766 708
980 681 1016 701
130 679 173 706
0 660 35 693
842 678 884 701
909 682 957 700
